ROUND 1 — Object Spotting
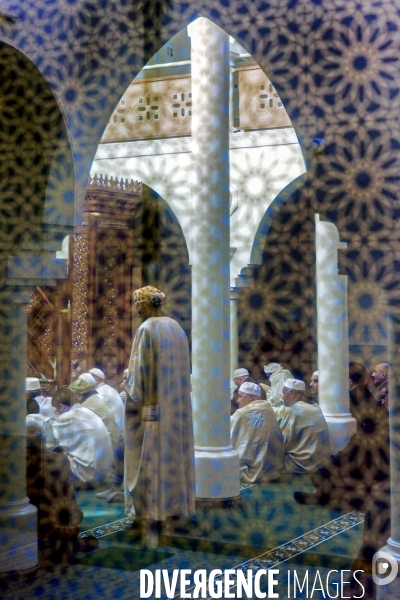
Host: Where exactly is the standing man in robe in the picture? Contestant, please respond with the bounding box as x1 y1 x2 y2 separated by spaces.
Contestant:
123 286 196 535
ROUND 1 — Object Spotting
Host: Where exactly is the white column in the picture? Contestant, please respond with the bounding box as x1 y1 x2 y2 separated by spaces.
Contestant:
315 214 356 454
376 315 400 598
0 291 38 573
230 288 239 377
189 17 240 501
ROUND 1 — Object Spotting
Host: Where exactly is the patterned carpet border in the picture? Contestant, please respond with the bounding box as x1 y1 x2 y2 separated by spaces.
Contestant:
175 510 365 599
78 517 133 539
239 482 256 490
237 510 364 570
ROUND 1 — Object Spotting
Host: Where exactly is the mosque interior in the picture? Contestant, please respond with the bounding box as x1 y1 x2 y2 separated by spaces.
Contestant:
1 1 400 599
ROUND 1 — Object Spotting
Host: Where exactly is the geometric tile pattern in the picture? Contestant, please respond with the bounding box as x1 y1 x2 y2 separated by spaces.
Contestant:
2 0 400 384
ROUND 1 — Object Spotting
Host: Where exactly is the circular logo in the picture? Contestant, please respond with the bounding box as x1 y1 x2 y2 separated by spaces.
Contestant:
372 550 399 586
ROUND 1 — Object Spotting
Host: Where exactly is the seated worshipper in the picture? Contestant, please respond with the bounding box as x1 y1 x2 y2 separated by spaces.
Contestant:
371 362 389 407
26 377 57 418
26 377 42 415
27 395 40 416
26 416 84 544
120 368 129 404
231 368 248 414
231 368 256 414
70 373 120 449
231 381 284 483
274 378 331 473
264 363 293 407
349 362 379 419
27 377 57 419
294 363 390 511
89 367 125 503
309 371 319 402
89 367 125 432
26 395 58 450
70 374 124 498
51 388 113 486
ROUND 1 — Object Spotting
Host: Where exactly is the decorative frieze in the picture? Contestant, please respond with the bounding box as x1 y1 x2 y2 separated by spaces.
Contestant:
85 174 141 214
102 67 290 144
71 233 90 365
103 75 192 142
87 173 141 195
97 220 130 230
233 66 292 130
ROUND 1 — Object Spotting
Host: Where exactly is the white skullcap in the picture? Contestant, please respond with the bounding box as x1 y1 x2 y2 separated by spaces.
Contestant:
234 368 249 378
239 381 261 396
284 378 305 391
89 368 105 380
264 363 281 374
79 372 96 386
313 371 318 377
26 377 41 391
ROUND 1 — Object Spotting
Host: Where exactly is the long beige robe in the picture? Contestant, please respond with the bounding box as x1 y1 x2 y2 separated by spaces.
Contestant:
230 400 284 483
274 401 331 473
124 316 196 520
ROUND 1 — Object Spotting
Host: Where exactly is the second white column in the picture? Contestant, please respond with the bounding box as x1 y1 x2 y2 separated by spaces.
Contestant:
189 17 240 502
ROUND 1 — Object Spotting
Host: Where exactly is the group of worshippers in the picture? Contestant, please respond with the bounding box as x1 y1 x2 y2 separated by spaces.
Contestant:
27 369 125 493
26 366 129 548
230 365 331 484
26 281 391 555
230 359 390 520
294 361 390 512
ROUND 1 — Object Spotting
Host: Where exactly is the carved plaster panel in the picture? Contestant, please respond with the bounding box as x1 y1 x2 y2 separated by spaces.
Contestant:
234 67 292 130
103 75 192 142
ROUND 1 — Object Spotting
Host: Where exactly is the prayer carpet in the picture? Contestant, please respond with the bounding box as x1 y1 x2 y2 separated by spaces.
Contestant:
1 476 366 599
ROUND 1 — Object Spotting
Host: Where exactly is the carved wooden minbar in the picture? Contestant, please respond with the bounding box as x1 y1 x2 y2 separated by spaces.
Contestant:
27 175 142 392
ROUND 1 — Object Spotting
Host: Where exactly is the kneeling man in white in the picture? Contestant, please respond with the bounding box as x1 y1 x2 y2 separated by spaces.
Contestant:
230 381 284 483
